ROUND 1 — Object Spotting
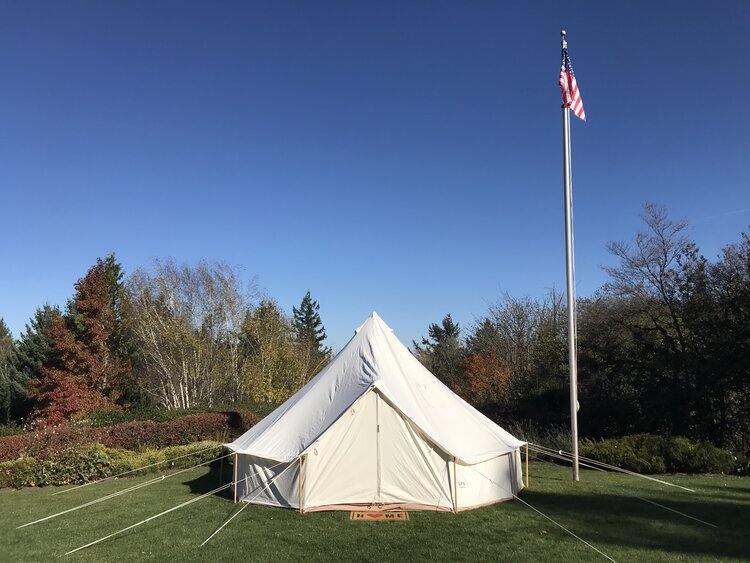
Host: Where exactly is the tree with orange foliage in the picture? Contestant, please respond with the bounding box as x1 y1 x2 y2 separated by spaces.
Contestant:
463 351 510 406
30 258 130 426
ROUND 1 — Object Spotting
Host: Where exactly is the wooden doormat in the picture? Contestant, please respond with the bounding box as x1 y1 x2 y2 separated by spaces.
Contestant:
350 511 409 521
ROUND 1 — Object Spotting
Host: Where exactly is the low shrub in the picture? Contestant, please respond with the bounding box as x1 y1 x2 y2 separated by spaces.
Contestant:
0 411 259 462
0 441 223 488
0 456 42 488
0 433 32 462
579 434 743 475
0 424 25 437
579 435 664 473
21 426 95 460
42 445 115 487
0 445 113 488
105 441 224 477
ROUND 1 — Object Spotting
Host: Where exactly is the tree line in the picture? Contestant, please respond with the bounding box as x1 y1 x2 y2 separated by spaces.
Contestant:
0 203 747 458
0 257 330 427
415 204 750 457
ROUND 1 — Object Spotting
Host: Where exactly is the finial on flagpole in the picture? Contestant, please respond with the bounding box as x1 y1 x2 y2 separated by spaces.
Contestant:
561 30 567 48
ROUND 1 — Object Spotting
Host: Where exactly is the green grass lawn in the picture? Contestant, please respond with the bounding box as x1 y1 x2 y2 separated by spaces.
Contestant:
1 461 748 562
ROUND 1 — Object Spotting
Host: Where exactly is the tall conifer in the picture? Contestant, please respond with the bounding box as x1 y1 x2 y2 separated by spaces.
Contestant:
292 291 331 378
0 319 24 422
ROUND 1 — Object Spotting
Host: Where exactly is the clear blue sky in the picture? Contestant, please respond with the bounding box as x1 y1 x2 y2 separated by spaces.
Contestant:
1 1 748 350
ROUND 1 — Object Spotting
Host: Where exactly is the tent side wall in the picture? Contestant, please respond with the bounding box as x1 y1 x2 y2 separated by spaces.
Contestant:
234 454 300 509
454 449 524 511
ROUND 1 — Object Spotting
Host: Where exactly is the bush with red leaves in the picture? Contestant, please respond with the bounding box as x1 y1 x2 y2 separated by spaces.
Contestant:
0 410 259 462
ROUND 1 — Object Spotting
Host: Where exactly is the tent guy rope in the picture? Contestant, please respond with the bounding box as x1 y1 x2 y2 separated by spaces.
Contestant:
527 446 718 528
65 482 233 556
529 443 695 492
463 464 616 562
17 452 234 529
66 458 294 555
19 474 166 529
633 496 717 529
512 493 617 562
21 454 289 531
199 461 297 547
199 503 248 548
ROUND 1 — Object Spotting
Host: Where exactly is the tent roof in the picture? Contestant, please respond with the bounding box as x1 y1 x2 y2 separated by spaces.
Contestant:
227 312 524 464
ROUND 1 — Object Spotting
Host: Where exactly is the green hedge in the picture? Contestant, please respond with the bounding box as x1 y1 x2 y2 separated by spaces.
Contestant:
0 441 223 489
579 434 747 475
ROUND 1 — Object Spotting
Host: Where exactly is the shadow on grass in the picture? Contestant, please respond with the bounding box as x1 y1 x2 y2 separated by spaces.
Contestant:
184 460 234 501
179 463 749 560
520 489 750 560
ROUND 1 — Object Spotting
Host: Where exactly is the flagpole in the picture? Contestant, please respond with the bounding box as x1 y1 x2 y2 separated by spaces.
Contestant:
561 29 580 482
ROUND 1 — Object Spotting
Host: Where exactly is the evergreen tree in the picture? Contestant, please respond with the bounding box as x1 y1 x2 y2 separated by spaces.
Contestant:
15 304 58 381
102 253 130 365
425 314 461 344
12 305 59 421
465 319 502 357
0 319 24 422
102 253 138 402
413 314 466 393
30 258 130 426
292 291 327 347
292 291 331 379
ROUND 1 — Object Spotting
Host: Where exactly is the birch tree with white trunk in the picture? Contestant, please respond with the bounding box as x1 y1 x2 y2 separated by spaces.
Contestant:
125 259 254 409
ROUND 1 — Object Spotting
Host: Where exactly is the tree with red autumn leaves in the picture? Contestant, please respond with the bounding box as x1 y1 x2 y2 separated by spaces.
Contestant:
30 257 130 426
463 351 510 406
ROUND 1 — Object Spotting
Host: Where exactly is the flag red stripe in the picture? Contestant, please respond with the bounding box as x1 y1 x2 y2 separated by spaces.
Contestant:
559 51 585 121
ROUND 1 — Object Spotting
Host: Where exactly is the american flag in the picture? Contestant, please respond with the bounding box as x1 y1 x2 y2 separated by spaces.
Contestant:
559 48 586 121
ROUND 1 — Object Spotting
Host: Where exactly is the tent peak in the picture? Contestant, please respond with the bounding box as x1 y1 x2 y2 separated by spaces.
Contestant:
355 311 380 334
355 311 392 334
366 311 382 323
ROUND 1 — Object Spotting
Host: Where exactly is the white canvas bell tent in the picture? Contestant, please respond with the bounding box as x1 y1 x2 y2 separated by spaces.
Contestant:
227 312 525 513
